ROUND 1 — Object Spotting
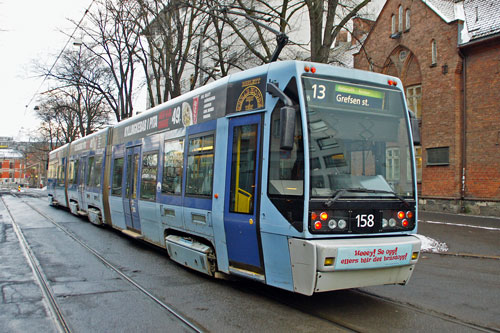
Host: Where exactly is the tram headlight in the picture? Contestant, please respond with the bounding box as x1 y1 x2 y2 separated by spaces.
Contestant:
328 219 337 229
389 218 397 227
382 218 388 228
337 219 347 229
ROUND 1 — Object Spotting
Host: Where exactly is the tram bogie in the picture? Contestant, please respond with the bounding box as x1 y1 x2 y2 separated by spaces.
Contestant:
48 60 422 295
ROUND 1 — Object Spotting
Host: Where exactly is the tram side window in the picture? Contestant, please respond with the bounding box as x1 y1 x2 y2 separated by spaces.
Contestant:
68 160 76 185
111 158 124 196
49 162 57 183
57 164 66 187
267 77 304 232
140 152 158 201
162 139 184 195
86 157 95 186
185 134 214 197
91 155 103 188
268 82 304 197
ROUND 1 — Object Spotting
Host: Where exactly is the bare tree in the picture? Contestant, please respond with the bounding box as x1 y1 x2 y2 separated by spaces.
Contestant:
35 93 81 145
200 0 371 64
306 0 370 63
35 48 112 138
77 0 143 121
135 0 213 107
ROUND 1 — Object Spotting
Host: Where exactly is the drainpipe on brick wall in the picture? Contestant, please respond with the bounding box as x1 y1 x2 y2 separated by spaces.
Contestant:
458 48 467 212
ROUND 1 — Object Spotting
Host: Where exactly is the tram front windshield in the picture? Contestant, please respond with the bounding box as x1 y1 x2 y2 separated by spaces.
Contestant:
303 76 414 199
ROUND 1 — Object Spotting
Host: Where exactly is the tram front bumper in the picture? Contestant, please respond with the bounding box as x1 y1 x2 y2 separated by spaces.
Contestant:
288 235 421 295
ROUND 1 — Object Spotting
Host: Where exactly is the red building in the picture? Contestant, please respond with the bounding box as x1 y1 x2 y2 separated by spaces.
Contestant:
354 0 500 216
0 148 26 186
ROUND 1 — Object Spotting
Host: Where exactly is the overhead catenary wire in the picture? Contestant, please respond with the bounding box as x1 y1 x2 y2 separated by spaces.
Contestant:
24 0 96 114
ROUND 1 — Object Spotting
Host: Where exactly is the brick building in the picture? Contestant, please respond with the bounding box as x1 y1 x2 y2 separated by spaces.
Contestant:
354 0 500 215
0 148 25 186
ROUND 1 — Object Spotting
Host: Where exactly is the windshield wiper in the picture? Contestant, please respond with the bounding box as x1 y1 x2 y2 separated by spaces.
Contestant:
324 188 411 208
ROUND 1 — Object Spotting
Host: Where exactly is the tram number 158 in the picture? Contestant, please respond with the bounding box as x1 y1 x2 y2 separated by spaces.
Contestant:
356 214 375 228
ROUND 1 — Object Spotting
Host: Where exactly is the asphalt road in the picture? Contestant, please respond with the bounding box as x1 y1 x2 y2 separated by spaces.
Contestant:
1 190 499 332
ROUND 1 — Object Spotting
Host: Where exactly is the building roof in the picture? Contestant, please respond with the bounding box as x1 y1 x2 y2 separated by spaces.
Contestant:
422 0 460 23
463 0 500 41
419 0 500 44
0 149 24 159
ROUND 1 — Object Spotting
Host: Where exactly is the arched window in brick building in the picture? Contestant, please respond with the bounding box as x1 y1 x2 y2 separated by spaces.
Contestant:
391 14 396 34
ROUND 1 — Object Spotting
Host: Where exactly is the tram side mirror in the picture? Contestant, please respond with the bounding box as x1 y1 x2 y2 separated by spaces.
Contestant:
266 82 296 150
408 109 421 145
280 106 296 150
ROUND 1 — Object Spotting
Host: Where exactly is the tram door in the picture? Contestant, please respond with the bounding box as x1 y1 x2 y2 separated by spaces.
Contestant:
123 146 142 231
224 114 263 273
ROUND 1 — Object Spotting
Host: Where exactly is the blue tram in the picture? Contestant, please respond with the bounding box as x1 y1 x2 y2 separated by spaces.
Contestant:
48 61 421 295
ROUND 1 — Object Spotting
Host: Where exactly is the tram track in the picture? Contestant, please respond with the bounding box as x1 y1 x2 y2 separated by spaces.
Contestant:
3 194 205 333
5 193 498 332
352 290 499 333
2 196 71 333
246 282 499 333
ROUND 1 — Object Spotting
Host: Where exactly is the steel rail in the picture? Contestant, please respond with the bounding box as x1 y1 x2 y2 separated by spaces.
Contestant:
1 196 71 333
353 289 499 333
15 196 205 333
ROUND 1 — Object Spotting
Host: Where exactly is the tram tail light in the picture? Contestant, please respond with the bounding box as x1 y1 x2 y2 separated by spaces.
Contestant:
314 221 322 230
412 252 419 260
397 211 405 219
320 212 328 221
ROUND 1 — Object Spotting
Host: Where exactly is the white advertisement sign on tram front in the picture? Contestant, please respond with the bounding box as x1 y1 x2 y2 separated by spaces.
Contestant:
335 244 412 270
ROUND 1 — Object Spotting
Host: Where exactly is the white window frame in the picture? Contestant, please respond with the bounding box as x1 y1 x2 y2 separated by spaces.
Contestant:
386 148 400 181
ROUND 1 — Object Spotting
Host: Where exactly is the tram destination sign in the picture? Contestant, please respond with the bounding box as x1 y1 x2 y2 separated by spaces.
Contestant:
304 77 386 111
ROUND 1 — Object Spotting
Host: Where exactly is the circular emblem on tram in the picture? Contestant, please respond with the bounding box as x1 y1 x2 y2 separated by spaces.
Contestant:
236 86 264 112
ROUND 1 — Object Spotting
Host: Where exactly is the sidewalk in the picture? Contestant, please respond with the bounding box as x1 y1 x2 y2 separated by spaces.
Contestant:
419 210 500 229
417 210 500 257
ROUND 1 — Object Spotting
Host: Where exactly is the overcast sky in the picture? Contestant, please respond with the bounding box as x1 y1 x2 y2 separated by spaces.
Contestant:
0 0 93 140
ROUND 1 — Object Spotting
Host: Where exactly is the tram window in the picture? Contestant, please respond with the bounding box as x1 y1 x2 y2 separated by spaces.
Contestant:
68 160 77 185
111 158 124 196
185 133 214 197
86 157 95 186
229 124 258 214
140 152 158 201
92 155 103 188
268 106 304 196
49 162 57 182
57 164 65 187
162 139 184 195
